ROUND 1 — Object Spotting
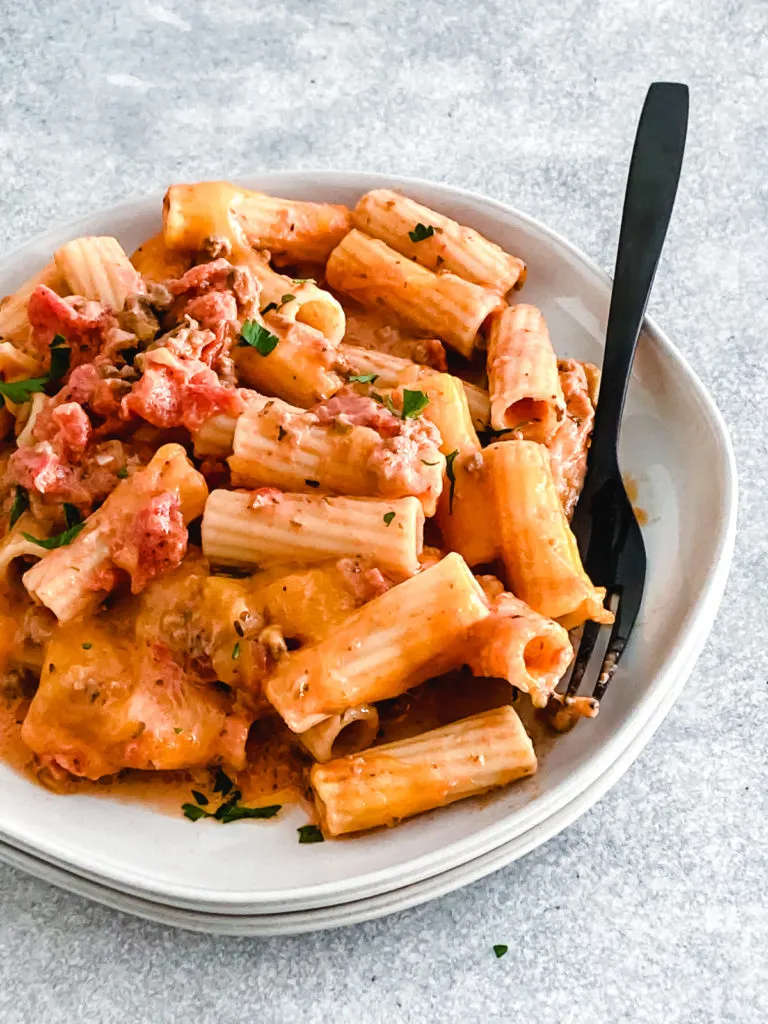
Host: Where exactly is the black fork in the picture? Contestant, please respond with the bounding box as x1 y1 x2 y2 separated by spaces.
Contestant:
566 82 689 705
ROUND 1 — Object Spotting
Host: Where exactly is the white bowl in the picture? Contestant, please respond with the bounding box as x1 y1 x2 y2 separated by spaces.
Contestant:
0 172 737 915
0 639 705 936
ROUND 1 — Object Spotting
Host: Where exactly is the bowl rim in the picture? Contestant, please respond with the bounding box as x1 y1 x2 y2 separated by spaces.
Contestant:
0 171 739 910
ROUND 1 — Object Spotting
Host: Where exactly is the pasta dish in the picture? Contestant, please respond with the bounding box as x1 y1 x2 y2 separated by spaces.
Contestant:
0 182 613 839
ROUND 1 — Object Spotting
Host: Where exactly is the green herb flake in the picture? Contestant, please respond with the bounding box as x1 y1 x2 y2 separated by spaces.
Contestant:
384 394 398 417
232 641 241 661
408 223 435 243
277 425 287 441
81 643 93 651
240 319 280 356
191 790 209 806
292 277 314 285
213 768 234 796
445 449 460 513
305 479 320 488
9 486 29 530
279 293 295 307
23 504 85 550
348 373 379 385
420 459 440 466
298 824 325 844
260 302 278 315
0 336 73 407
401 389 429 419
182 803 210 822
216 802 281 824
0 376 49 406
493 944 508 959
383 511 395 526
174 727 183 734
117 467 129 479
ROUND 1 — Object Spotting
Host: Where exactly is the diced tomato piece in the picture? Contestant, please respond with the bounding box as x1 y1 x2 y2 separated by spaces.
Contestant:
112 490 188 594
27 285 112 367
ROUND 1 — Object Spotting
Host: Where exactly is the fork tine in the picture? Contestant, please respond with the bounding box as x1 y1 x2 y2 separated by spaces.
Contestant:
565 619 602 698
593 631 628 701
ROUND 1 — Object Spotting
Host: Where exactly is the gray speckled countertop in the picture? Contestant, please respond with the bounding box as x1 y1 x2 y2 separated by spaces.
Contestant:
0 2 766 1022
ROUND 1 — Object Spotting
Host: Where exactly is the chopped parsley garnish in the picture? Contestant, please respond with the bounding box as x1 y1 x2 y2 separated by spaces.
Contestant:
384 394 399 417
213 767 234 796
117 467 129 479
0 335 71 406
232 641 241 661
279 293 295 307
240 319 279 356
420 459 440 466
0 376 49 405
9 486 28 530
445 449 459 513
23 503 85 550
173 727 183 734
277 425 287 441
260 302 278 315
183 782 281 824
81 643 93 650
383 511 395 526
305 479 320 488
408 223 435 243
215 802 281 824
292 277 314 284
401 389 430 419
348 373 379 385
297 824 324 844
182 803 208 822
493 944 508 958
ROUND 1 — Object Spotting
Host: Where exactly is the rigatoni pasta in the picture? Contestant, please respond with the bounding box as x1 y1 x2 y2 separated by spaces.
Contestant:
353 188 526 293
202 489 423 577
54 236 144 311
163 180 351 263
312 706 536 836
0 178 618 842
487 304 565 438
485 439 612 628
228 393 445 515
326 229 503 358
264 553 489 733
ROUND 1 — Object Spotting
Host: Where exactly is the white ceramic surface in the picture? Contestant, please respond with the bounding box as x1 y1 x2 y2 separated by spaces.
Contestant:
0 172 737 915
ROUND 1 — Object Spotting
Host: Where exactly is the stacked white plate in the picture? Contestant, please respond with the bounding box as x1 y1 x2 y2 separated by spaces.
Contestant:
0 174 737 935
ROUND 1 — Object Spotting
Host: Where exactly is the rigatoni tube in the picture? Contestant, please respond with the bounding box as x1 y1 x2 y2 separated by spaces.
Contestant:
228 396 445 516
466 578 573 707
202 490 424 577
163 180 351 263
326 229 503 358
311 705 537 836
264 553 489 733
300 705 380 763
54 236 144 311
353 188 526 293
487 304 565 438
485 439 613 628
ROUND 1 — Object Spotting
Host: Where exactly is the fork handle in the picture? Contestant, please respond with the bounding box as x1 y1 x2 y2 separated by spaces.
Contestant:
589 82 689 472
